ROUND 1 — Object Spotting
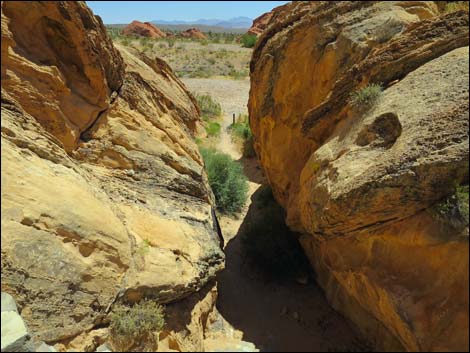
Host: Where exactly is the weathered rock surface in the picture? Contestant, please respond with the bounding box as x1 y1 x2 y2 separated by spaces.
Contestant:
1 0 223 346
122 20 167 38
1 293 57 352
247 11 274 37
249 1 469 351
180 28 207 40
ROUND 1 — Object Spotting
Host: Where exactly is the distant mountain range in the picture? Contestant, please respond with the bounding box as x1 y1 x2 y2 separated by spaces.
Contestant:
152 16 253 29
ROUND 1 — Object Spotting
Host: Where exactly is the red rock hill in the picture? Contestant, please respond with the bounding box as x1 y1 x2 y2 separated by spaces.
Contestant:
122 20 166 38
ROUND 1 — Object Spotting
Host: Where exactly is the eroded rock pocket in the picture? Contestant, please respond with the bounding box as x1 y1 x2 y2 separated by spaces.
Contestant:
356 112 402 148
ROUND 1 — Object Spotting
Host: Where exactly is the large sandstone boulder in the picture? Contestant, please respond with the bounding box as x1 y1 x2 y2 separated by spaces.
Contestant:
122 20 166 38
1 0 223 346
249 1 469 351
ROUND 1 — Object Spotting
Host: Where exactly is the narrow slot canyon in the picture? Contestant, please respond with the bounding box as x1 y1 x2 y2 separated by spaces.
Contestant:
1 1 468 353
182 78 367 352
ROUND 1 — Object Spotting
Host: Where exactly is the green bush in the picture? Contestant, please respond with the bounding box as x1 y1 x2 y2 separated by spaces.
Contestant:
240 33 257 48
200 148 248 214
110 300 165 351
241 185 309 280
429 184 469 233
349 83 383 110
196 94 222 119
205 121 221 137
230 115 255 158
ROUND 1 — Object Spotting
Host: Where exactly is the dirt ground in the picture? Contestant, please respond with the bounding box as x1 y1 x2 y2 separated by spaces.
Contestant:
183 77 250 158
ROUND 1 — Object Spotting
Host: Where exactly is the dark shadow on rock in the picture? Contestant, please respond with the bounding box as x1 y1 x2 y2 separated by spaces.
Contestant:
216 186 368 352
164 280 216 334
236 156 265 184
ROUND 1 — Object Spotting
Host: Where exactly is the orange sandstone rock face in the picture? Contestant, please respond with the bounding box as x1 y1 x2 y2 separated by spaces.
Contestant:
246 2 291 37
122 20 167 38
247 11 274 37
1 0 223 345
249 1 469 351
180 28 207 40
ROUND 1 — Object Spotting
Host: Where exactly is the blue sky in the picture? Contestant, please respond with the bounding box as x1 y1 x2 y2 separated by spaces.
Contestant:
87 1 289 24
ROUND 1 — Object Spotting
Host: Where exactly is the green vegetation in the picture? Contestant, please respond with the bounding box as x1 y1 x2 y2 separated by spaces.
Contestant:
228 69 249 79
136 238 151 255
241 185 309 280
196 94 222 120
200 147 248 214
240 33 257 48
205 121 221 137
444 1 469 13
349 83 383 110
110 300 165 351
188 67 212 78
195 94 222 137
229 114 255 158
206 31 238 44
215 48 229 58
107 27 122 40
166 38 176 48
230 114 251 139
429 184 469 234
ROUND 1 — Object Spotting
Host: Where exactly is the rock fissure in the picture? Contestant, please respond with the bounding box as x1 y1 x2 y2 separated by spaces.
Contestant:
80 84 124 143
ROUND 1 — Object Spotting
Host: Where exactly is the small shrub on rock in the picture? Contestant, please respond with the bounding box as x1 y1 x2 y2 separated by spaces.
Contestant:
429 184 469 235
110 300 165 352
200 147 248 214
349 83 383 110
